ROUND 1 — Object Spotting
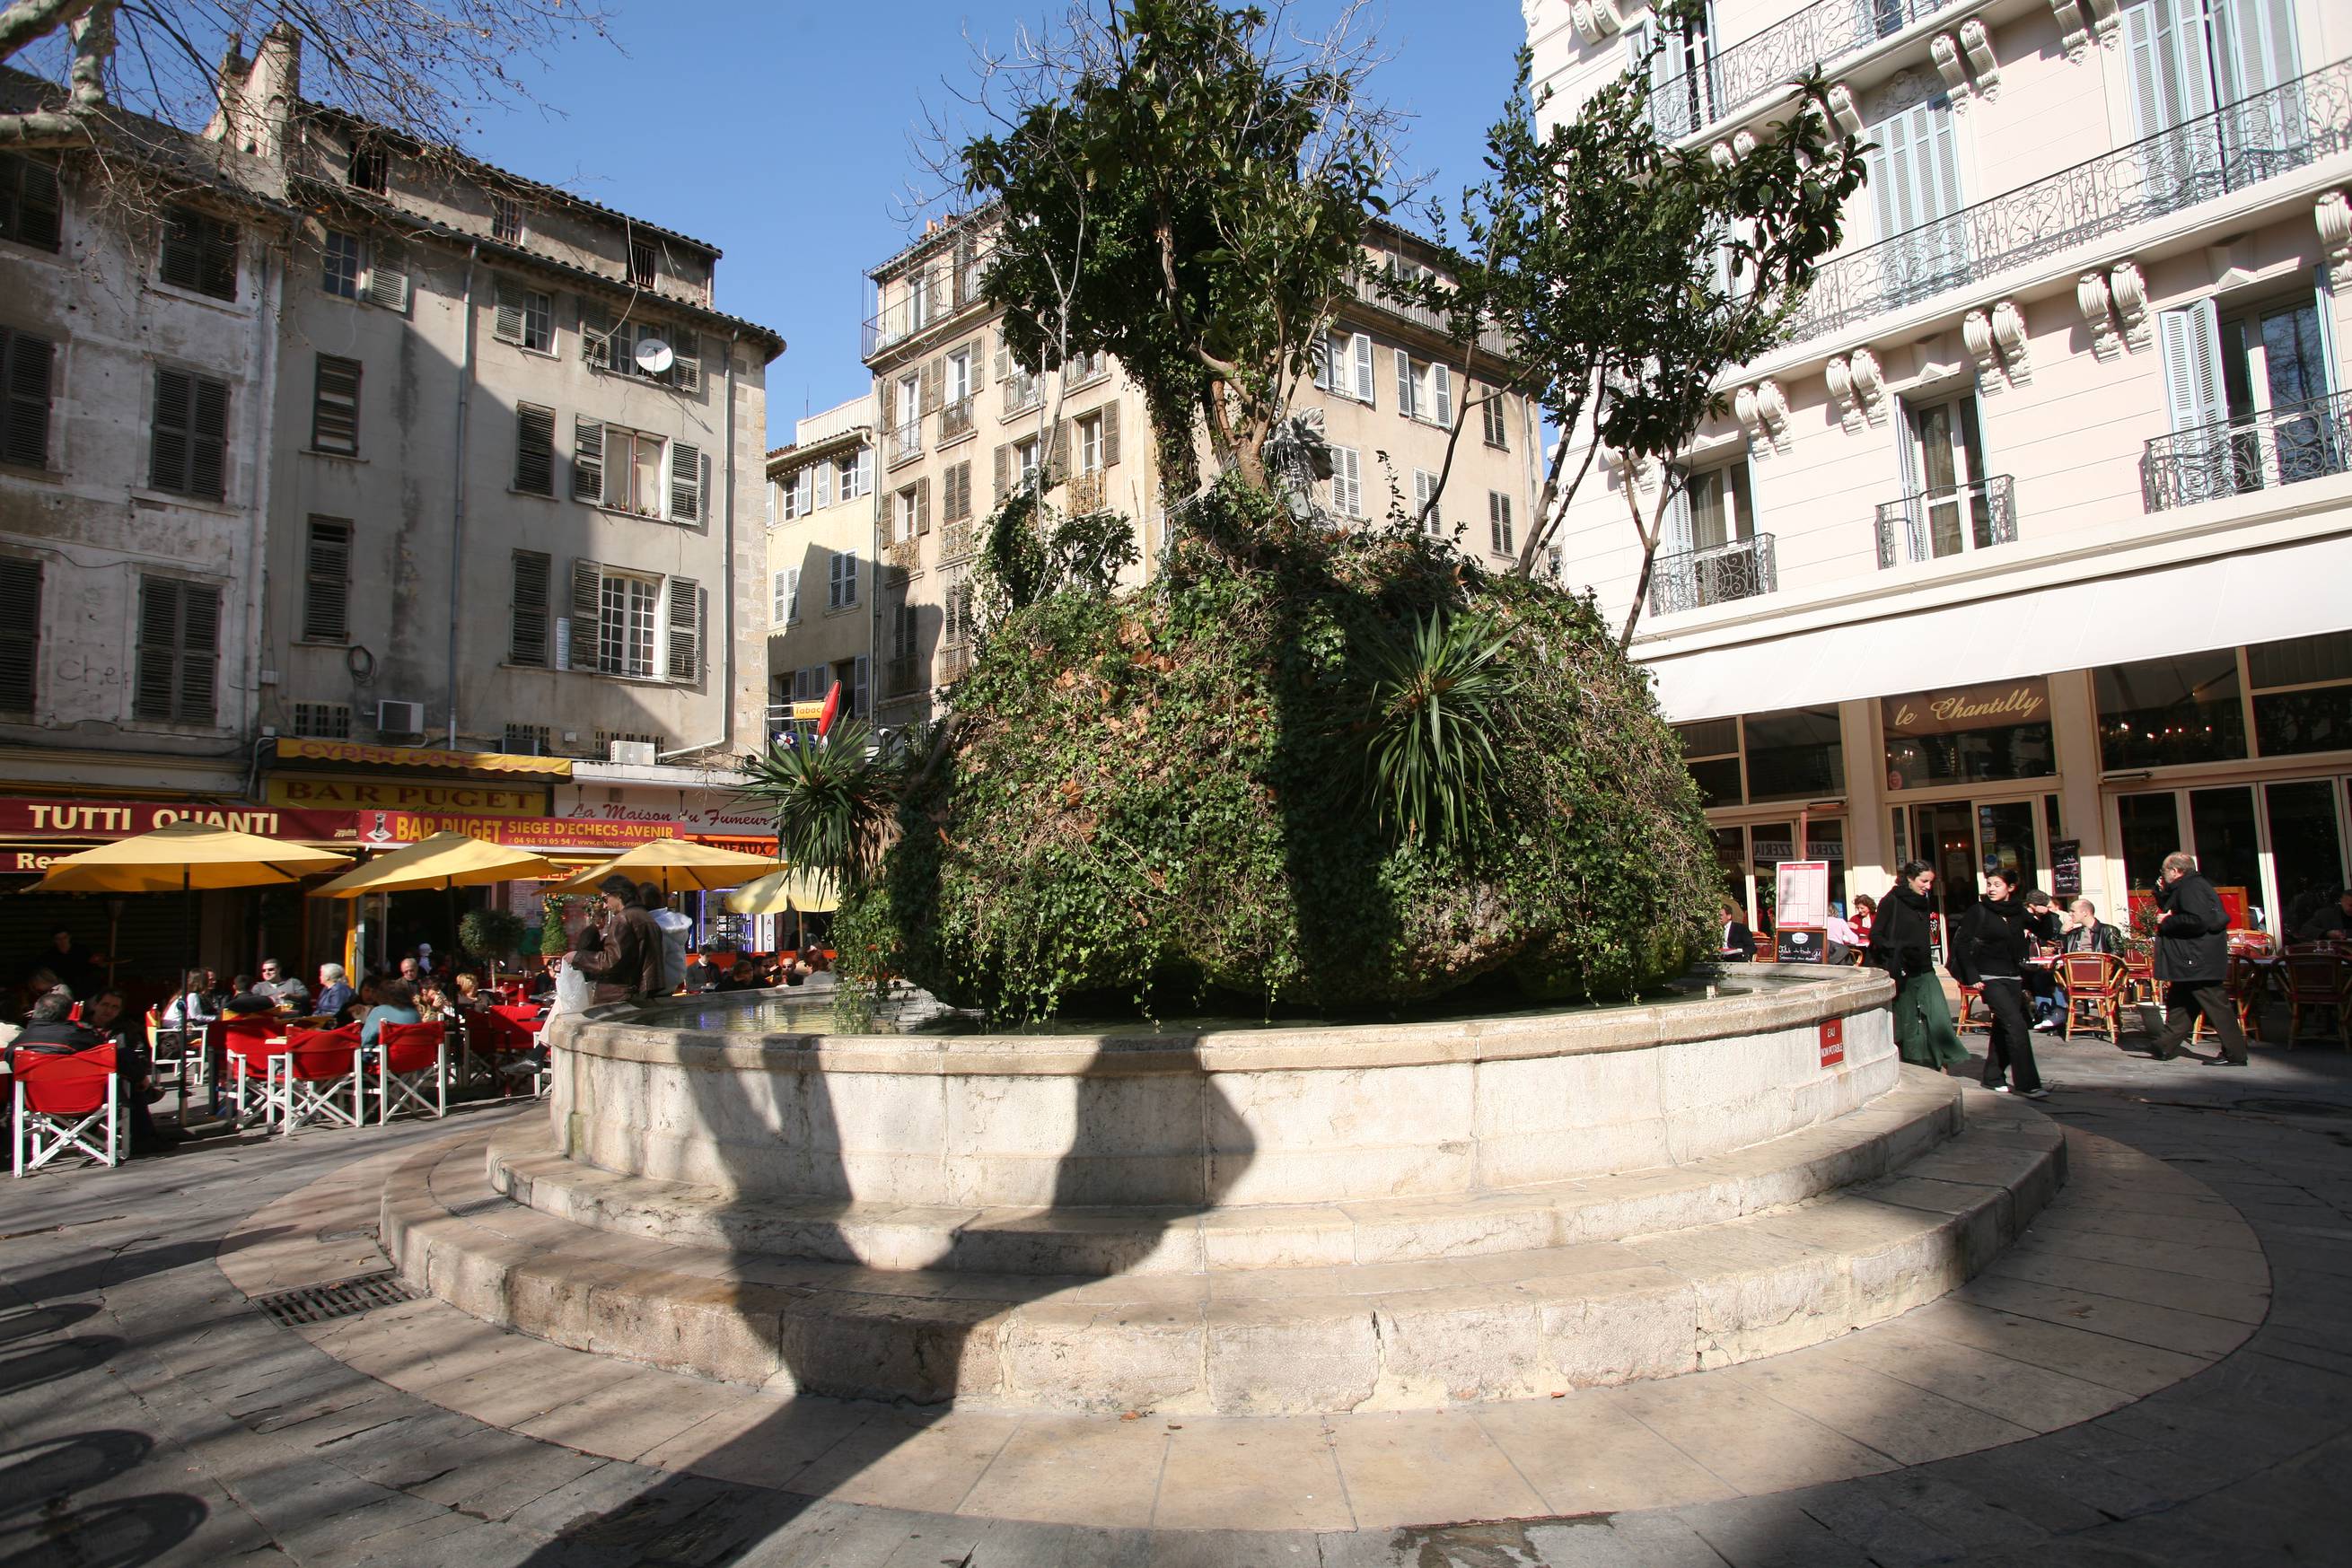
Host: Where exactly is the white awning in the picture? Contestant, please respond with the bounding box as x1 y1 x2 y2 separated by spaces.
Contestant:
1644 530 2352 723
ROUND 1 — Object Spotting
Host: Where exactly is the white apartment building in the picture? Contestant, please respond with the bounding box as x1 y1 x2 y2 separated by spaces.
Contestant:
1530 0 2352 939
766 397 879 730
860 216 1547 730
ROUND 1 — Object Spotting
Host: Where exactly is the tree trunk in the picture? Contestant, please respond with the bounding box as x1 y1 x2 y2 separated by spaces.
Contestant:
1617 472 1665 652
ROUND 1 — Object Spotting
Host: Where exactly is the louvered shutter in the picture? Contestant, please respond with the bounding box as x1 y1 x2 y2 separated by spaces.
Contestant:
669 440 703 521
920 357 943 416
666 577 702 681
159 211 199 292
2157 300 2225 434
1397 349 1416 416
365 241 410 312
2 328 52 469
6 157 60 250
671 328 702 392
603 433 631 510
199 216 238 300
1432 364 1453 427
0 556 39 711
1353 334 1375 404
189 376 228 499
1101 402 1121 467
814 460 832 510
581 307 612 371
993 442 1009 500
2214 0 2300 102
856 446 873 496
843 550 859 604
312 355 361 454
1312 333 1332 390
176 583 219 723
569 560 602 670
134 578 177 719
493 280 525 344
514 404 555 495
510 550 550 666
150 368 190 493
572 417 604 500
1048 418 1069 482
853 654 870 718
916 476 932 534
303 518 351 643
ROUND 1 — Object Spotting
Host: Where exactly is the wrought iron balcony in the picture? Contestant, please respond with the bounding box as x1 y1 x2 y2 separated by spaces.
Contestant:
1647 0 1960 142
941 520 976 561
1648 532 1777 616
889 419 923 465
1874 474 2016 567
1782 57 2352 350
861 273 948 359
940 397 976 443
2141 390 2352 512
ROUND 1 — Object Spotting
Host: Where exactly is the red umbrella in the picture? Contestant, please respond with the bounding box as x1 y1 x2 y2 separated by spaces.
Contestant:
817 679 842 739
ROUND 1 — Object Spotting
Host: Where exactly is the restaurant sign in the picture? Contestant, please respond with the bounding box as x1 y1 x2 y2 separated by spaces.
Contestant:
272 738 571 775
358 811 678 851
268 776 549 816
557 802 778 837
1881 679 2050 740
0 797 363 843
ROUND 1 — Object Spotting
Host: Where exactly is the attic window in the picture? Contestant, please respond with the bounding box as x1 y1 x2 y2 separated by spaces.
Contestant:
492 194 524 244
346 137 387 194
629 241 656 288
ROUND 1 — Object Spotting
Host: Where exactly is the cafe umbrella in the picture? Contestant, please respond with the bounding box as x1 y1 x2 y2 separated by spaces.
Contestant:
723 865 840 955
310 831 562 982
543 838 784 898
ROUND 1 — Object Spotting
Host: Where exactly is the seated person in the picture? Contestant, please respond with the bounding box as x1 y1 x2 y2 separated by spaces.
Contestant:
683 943 729 994
314 963 356 1019
715 958 765 992
12 989 176 1153
1716 900 1756 961
1823 907 1862 965
361 979 423 1047
2038 898 2126 1032
251 958 311 1012
160 968 216 1031
452 974 484 1005
338 976 380 1028
2294 889 2352 944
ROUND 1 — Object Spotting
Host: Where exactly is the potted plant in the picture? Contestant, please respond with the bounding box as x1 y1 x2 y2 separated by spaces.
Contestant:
460 908 529 986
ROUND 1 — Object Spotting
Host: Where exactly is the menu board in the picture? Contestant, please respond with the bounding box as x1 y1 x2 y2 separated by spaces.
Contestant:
2050 838 2082 898
1775 860 1832 931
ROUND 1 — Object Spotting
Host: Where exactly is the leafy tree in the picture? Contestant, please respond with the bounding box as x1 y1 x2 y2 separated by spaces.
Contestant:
1391 1 1865 644
960 0 1395 502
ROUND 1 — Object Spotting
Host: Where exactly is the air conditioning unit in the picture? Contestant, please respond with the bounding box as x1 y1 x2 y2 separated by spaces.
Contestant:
376 699 426 735
608 740 657 766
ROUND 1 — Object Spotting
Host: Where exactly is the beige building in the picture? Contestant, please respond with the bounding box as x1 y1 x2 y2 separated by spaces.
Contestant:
764 397 879 731
860 217 1547 729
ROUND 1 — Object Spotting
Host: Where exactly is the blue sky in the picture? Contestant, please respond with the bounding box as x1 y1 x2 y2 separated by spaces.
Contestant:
460 2 1530 447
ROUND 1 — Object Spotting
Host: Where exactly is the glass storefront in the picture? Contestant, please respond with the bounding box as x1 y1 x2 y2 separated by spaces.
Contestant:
2095 650 2245 769
1883 679 2055 790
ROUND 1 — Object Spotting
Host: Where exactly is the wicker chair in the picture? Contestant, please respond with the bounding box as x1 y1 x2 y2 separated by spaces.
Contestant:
2058 952 2128 1045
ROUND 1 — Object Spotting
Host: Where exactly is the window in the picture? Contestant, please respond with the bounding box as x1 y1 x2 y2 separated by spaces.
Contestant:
1488 492 1514 556
1077 412 1104 474
772 567 799 626
322 231 363 299
2250 630 2352 758
513 403 555 495
1743 706 1846 802
503 723 551 755
778 467 812 519
158 206 237 300
1331 445 1363 517
346 137 387 192
893 485 920 543
1 325 54 469
0 556 39 712
493 280 553 353
291 701 351 740
1395 352 1452 425
1002 338 1041 414
1482 389 1509 450
1897 394 1991 558
829 550 860 609
1864 96 1966 296
582 424 667 516
1666 460 1756 556
2097 649 2245 768
629 241 656 288
1673 718 1743 808
944 573 975 646
946 347 973 405
1014 435 1040 486
310 355 360 455
598 572 658 678
491 195 525 244
0 154 62 251
1067 349 1107 385
302 517 352 643
837 447 871 500
509 549 550 666
908 267 933 331
133 575 219 724
149 367 229 499
894 374 921 460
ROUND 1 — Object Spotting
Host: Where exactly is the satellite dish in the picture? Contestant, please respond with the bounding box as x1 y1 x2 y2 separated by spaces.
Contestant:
634 337 675 374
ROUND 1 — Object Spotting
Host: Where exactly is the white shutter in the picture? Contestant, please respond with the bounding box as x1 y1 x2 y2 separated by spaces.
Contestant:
2123 0 2216 139
666 577 702 681
365 241 411 313
828 554 845 609
1663 484 1695 557
815 460 832 509
668 440 703 521
2216 0 2301 100
1432 363 1453 427
1353 333 1375 404
856 446 873 496
1396 350 1416 417
671 329 702 392
784 566 800 624
842 550 858 604
1312 332 1332 390
2157 300 2225 434
771 569 790 625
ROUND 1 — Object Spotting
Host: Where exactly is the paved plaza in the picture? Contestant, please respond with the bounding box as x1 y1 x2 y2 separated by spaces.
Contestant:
4 1024 2352 1567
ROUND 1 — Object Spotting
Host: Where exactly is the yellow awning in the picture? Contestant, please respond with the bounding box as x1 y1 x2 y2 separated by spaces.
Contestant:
310 831 560 898
547 839 785 896
271 738 572 776
33 821 352 893
724 867 840 915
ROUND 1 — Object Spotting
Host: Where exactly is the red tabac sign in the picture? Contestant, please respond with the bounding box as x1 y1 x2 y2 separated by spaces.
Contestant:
359 811 678 852
0 797 363 843
1819 1016 1846 1068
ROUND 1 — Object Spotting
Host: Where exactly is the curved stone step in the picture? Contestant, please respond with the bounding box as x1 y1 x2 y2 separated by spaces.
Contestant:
489 1074 1963 1275
384 1077 2065 1415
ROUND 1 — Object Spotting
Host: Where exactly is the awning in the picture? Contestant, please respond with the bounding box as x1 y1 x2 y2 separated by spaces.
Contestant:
272 738 571 777
1645 530 2352 723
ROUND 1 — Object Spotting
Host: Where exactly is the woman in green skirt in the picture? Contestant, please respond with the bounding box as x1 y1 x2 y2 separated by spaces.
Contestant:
1868 861 1972 1073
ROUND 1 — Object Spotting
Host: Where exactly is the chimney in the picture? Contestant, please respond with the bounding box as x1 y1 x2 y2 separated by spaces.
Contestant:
208 22 300 165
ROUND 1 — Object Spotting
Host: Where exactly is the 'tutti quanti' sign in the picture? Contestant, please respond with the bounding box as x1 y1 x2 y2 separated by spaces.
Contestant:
1880 679 2050 740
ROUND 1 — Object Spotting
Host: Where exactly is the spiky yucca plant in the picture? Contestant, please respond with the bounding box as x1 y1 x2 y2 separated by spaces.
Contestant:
1360 610 1515 853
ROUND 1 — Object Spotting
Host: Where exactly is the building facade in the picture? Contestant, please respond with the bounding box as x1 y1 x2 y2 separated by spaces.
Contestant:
1528 0 2352 938
858 217 1548 731
764 397 879 730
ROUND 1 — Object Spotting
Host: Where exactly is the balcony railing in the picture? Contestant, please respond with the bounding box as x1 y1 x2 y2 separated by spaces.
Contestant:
863 274 946 358
1874 474 2016 567
886 654 923 697
941 396 976 443
1348 270 1518 359
941 520 976 561
1782 57 2352 350
890 419 922 465
2141 391 2352 512
1648 0 1959 142
1648 532 1777 616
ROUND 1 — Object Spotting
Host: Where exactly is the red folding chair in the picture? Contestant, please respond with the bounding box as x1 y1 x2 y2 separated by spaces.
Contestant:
12 1047 120 1176
484 1004 550 1099
374 1021 447 1125
269 1027 364 1134
219 1017 283 1126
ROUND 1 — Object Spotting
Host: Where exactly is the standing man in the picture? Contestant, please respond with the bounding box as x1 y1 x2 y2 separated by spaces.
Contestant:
1953 867 2048 1098
2143 851 2249 1066
571 875 663 1004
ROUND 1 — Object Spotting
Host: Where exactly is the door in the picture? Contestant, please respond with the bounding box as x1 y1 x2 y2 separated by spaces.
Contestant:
1904 394 1988 559
1977 801 2041 897
1913 802 1979 926
2262 778 2347 933
2218 293 2339 490
1866 96 1967 305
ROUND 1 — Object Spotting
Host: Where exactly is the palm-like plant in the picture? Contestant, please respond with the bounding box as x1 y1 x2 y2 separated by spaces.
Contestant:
1360 610 1515 852
736 721 911 887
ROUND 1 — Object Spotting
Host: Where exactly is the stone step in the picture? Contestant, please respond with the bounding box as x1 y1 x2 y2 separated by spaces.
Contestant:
383 1078 2066 1415
489 1074 1964 1275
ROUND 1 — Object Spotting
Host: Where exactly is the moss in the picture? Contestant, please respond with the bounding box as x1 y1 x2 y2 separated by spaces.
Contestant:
852 478 1716 1021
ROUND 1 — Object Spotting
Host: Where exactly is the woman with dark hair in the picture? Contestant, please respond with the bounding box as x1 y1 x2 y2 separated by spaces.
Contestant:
361 979 422 1047
1869 862 1970 1073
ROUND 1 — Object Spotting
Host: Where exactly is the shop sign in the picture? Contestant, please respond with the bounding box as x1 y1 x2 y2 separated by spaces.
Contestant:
1819 1017 1845 1067
268 776 548 816
358 810 677 851
272 737 571 775
1882 680 2049 740
0 796 362 843
557 801 777 837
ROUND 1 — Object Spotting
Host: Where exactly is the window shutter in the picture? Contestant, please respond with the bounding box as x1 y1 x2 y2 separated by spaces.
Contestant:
189 375 229 500
916 476 932 534
150 367 189 493
856 446 873 496
2157 300 2225 434
994 336 1010 385
853 654 870 718
1432 363 1453 427
568 559 601 670
1397 349 1415 416
514 403 555 495
2214 0 2301 105
666 576 702 681
2 327 52 469
176 583 220 723
312 355 361 454
493 280 525 344
365 240 410 313
993 442 1009 500
671 328 702 392
1048 418 1069 482
1353 334 1375 405
815 461 832 510
159 211 198 292
572 417 604 500
1101 401 1120 467
920 357 943 415
135 578 177 720
198 215 238 299
669 439 703 521
1312 333 1332 391
303 517 352 643
1488 493 1505 555
581 307 612 371
829 553 846 609
0 556 39 711
510 549 550 665
1662 486 1693 557
843 550 859 603
6 157 61 250
603 432 631 510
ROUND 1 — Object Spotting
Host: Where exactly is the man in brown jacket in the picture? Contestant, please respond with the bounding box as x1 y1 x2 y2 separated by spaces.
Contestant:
573 875 663 1003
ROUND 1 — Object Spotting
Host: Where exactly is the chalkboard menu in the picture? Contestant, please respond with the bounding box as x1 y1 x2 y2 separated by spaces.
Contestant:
1775 927 1827 963
2050 838 2082 898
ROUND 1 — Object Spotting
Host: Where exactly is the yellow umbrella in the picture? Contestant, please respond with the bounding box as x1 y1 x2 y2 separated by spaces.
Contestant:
546 838 785 897
35 820 350 893
310 831 559 898
724 866 840 915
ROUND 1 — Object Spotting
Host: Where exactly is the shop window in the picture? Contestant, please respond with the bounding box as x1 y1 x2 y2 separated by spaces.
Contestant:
1882 679 2054 789
1743 705 1843 803
2095 648 2245 768
2249 629 2352 758
2116 791 2181 898
1673 717 1742 808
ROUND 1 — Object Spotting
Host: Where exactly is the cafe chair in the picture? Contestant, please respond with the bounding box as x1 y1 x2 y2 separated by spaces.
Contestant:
2119 943 2157 1007
219 1016 284 1127
269 1027 365 1135
11 1047 119 1176
2058 953 2128 1045
374 1022 448 1125
2285 954 2347 1046
2207 954 2267 1045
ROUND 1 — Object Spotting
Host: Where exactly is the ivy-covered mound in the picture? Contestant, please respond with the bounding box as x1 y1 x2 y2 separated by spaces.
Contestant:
843 482 1718 1021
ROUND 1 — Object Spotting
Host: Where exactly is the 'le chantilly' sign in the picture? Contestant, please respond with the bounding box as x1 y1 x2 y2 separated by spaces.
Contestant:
1881 679 2050 740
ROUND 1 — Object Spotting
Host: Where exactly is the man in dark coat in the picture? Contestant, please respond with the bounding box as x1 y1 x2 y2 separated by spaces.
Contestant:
1952 867 2046 1097
1717 900 1757 961
2144 852 2248 1065
571 875 663 1003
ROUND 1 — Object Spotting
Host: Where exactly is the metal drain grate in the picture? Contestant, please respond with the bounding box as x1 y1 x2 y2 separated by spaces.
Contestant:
251 1270 416 1327
2235 1098 2352 1119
